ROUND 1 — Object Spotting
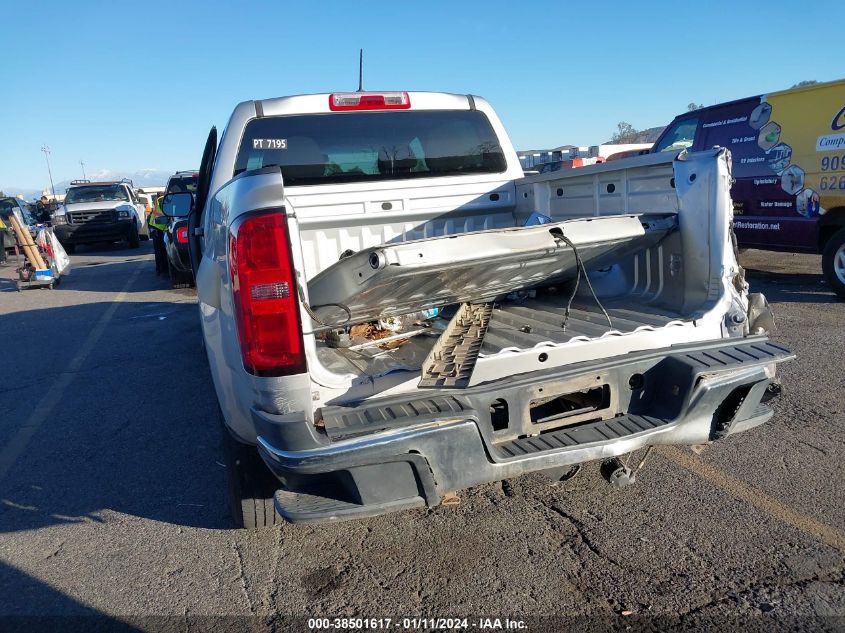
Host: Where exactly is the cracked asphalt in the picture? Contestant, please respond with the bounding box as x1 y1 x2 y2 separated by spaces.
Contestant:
0 243 843 631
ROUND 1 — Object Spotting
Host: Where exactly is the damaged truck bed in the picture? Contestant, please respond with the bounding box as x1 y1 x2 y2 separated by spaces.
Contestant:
197 91 794 527
306 213 676 327
262 149 793 523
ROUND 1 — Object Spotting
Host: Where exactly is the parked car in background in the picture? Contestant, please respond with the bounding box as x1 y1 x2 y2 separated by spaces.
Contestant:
0 196 39 258
137 186 164 207
651 78 845 297
136 186 165 227
160 171 198 287
606 148 651 161
170 90 792 528
0 196 38 230
136 192 154 218
536 157 605 173
52 180 149 253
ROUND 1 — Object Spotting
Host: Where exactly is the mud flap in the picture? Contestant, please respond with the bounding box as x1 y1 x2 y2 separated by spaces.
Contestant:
747 293 775 335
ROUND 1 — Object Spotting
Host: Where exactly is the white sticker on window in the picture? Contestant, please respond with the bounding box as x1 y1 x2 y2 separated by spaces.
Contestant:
246 155 264 171
252 138 288 150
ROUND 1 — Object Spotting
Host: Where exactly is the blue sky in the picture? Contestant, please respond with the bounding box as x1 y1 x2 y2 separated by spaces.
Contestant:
1 0 840 192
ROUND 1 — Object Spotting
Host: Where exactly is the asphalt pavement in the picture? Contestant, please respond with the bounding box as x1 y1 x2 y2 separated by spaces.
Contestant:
0 243 843 632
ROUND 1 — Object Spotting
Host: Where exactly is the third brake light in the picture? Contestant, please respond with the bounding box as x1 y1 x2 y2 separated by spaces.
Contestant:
329 91 410 111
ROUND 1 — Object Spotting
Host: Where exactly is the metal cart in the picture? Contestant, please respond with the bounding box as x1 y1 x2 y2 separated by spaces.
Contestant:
13 228 62 291
15 257 58 291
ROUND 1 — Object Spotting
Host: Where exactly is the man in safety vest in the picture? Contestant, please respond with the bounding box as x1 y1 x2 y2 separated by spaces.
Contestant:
149 197 169 274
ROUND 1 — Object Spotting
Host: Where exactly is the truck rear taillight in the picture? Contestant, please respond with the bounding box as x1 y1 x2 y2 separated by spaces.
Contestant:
329 91 411 111
176 226 189 244
228 210 306 377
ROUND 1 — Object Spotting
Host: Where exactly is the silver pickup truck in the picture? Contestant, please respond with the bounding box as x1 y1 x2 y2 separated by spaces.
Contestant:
171 91 793 528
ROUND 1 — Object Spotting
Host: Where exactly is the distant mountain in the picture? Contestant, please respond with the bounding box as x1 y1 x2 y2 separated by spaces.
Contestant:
2 168 173 201
635 126 666 143
603 126 666 145
0 186 42 200
53 168 172 192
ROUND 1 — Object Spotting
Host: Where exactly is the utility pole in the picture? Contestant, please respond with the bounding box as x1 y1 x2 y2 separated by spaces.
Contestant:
80 159 86 180
41 145 56 200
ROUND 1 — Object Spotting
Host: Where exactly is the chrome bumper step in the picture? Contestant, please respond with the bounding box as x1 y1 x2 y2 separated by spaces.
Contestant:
274 489 425 523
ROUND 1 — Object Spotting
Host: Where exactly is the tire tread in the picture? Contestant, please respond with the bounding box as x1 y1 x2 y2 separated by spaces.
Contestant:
822 226 845 299
221 413 280 529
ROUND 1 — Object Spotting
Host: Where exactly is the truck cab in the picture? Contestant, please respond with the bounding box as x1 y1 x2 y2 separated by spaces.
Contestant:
651 79 845 297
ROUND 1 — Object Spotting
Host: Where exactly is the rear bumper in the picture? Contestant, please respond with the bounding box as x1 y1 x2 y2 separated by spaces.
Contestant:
256 336 793 523
54 221 132 245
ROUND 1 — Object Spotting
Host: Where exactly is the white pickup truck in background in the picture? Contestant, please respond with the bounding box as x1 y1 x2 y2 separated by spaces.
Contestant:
53 179 149 253
167 91 794 528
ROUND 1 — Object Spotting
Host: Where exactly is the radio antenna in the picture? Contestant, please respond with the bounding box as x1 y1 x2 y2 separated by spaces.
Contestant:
357 49 364 92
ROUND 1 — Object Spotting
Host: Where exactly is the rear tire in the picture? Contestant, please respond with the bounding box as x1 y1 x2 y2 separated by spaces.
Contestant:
168 264 192 288
221 414 280 529
128 224 140 249
822 226 845 299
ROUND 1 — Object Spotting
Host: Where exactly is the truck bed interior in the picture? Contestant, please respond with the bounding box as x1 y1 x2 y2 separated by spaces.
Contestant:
480 295 686 355
300 149 735 406
312 227 697 395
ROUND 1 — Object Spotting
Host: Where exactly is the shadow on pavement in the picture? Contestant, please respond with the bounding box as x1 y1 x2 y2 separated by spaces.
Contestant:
0 299 231 535
52 260 179 294
0 242 158 293
0 561 140 630
0 277 19 293
0 265 166 295
65 241 154 258
744 268 840 304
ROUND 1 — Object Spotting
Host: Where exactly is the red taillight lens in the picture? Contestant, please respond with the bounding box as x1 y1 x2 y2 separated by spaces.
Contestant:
176 226 189 244
328 91 411 111
229 210 306 377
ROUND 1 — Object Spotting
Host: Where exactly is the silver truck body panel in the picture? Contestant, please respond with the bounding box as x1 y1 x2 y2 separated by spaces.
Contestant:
199 144 745 439
195 91 791 523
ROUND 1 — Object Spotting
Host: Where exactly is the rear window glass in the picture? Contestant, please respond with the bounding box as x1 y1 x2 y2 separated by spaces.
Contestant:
0 198 18 214
234 110 507 185
0 198 35 225
166 176 198 194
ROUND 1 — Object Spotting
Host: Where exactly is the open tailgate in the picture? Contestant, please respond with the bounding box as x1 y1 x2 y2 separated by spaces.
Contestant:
306 214 676 328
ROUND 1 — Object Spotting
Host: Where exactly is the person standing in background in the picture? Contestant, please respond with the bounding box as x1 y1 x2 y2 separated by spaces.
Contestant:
35 196 51 223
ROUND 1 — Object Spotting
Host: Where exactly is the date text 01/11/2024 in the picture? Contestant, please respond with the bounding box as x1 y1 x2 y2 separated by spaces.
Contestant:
307 617 528 630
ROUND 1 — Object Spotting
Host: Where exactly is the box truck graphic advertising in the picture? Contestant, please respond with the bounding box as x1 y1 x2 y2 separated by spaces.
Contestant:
652 79 845 297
